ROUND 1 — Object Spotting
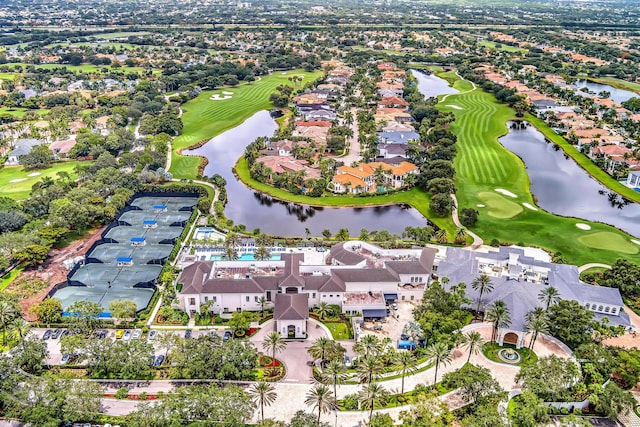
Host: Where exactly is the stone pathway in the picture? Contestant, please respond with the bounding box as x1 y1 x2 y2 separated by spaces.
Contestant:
578 263 611 273
450 193 483 248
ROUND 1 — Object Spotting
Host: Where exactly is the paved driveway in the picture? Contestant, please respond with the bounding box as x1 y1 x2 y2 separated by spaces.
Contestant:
249 320 332 382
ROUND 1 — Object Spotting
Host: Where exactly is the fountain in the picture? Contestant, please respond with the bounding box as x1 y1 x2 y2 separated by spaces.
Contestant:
497 347 522 364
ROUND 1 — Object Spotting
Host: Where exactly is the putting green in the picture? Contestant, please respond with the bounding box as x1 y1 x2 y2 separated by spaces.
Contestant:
577 232 639 255
477 192 523 219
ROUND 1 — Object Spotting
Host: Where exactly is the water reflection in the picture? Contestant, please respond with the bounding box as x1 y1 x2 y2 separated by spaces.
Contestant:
184 110 426 235
575 79 637 104
499 123 640 237
411 69 460 98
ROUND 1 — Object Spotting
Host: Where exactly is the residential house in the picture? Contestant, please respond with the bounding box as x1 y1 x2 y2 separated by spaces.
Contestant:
378 131 420 144
4 139 45 165
330 161 418 194
49 139 77 158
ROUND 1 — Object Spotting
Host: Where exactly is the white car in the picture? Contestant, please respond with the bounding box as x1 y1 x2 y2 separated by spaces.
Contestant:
132 329 142 340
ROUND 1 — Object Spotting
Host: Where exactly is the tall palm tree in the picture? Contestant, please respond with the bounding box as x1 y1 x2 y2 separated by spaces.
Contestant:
454 228 467 244
249 381 277 424
486 300 512 344
471 274 494 320
0 301 18 346
322 359 348 398
525 309 549 351
224 231 241 249
308 337 331 367
354 334 380 358
395 350 418 395
315 302 333 320
257 296 268 317
462 331 484 364
9 318 30 351
223 246 239 260
435 229 448 244
538 286 561 311
358 355 384 384
358 383 390 425
305 384 335 426
262 331 287 367
254 246 271 261
426 342 452 384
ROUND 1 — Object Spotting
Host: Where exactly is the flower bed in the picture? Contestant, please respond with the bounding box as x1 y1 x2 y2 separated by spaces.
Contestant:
103 393 159 401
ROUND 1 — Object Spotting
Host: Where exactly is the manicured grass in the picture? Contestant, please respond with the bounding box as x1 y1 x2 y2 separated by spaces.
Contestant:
477 191 523 219
324 322 350 340
436 71 640 266
0 266 24 291
577 232 639 254
0 107 50 118
482 342 538 367
235 156 458 238
478 40 527 53
2 63 160 75
169 69 323 180
0 161 86 200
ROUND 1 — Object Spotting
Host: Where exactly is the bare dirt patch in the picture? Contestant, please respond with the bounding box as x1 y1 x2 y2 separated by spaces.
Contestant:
12 226 106 320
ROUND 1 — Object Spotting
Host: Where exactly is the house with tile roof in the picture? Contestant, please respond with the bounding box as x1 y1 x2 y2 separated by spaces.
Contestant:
436 246 629 348
330 161 418 194
177 243 437 328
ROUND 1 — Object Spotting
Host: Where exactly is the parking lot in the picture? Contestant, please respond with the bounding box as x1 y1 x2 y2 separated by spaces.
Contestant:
32 327 232 366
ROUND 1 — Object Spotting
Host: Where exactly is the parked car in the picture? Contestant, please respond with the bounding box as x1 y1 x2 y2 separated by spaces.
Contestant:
115 329 124 339
185 329 192 339
148 330 157 340
400 334 409 341
391 302 398 310
99 330 108 339
60 329 69 339
153 355 165 367
223 331 232 341
42 330 52 340
60 354 70 365
344 355 352 367
51 328 62 339
132 329 142 340
122 330 132 341
208 330 218 338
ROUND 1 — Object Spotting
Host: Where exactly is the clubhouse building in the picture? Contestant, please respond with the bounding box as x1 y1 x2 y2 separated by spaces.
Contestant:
177 241 629 342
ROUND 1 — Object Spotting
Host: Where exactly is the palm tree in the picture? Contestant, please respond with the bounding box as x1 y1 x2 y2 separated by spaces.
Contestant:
224 231 241 249
254 246 271 261
308 337 331 367
262 331 287 367
257 296 268 317
354 334 380 358
462 331 484 364
249 381 277 424
315 302 333 320
395 350 417 395
426 342 452 384
0 301 18 346
471 274 494 320
322 359 348 398
358 383 390 424
454 228 467 244
223 246 239 260
486 300 511 344
305 384 335 426
525 309 549 351
435 229 448 244
9 318 30 350
538 286 560 311
358 355 384 384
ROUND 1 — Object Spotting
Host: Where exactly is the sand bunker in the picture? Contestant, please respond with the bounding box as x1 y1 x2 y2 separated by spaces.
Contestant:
495 188 517 198
9 178 27 183
576 223 592 230
281 72 288 75
522 203 538 211
632 239 640 246
477 204 485 207
27 172 41 177
447 105 463 110
210 94 232 101
222 91 233 95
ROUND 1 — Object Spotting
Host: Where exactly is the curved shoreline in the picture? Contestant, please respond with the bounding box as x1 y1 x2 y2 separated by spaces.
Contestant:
233 156 458 235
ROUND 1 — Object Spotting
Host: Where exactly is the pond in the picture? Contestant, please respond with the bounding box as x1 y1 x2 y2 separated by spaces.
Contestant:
184 111 426 236
498 123 640 238
574 79 637 104
411 69 459 98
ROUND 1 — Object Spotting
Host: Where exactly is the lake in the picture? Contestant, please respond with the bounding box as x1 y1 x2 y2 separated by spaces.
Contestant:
499 123 640 237
411 69 459 98
184 111 426 236
575 79 637 104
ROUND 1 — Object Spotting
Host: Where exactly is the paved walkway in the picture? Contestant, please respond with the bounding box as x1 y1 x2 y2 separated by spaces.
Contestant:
450 194 483 248
578 263 611 273
98 323 573 424
603 305 640 349
337 107 361 165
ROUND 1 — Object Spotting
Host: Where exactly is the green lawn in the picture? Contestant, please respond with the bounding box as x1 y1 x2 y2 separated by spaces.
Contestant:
2 63 161 75
0 161 86 200
478 40 527 53
324 322 351 340
482 342 538 367
235 157 457 238
0 107 50 118
170 69 323 180
437 72 640 266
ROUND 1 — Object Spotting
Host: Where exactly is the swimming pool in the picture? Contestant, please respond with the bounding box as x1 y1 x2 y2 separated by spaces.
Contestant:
209 253 281 261
194 227 226 241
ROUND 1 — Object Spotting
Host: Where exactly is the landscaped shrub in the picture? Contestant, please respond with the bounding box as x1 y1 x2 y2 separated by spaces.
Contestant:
343 393 359 410
115 387 128 399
